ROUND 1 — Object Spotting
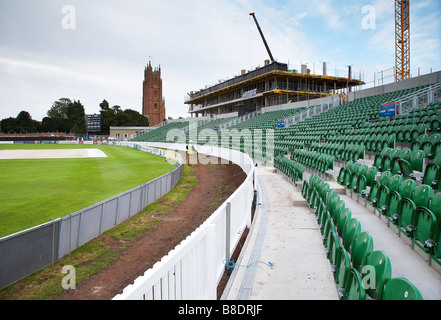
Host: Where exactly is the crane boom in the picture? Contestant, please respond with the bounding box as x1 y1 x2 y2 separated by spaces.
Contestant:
249 13 275 63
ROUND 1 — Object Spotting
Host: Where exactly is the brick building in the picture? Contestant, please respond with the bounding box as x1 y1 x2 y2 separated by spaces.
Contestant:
142 61 166 126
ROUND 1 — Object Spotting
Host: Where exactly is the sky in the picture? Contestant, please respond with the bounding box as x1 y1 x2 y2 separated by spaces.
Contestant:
0 0 440 122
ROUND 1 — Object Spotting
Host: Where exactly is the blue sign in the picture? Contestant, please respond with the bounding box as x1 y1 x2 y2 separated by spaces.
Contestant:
277 120 285 128
380 102 396 118
214 126 219 132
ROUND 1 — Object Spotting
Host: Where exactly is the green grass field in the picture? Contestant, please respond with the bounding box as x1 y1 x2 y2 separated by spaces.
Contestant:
0 144 176 238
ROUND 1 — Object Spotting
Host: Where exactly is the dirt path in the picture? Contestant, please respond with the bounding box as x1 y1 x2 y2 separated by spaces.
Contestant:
56 157 246 300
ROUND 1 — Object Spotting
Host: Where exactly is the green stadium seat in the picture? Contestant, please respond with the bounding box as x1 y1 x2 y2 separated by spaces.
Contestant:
355 174 368 197
430 219 441 268
337 207 352 236
376 184 390 215
367 180 380 207
422 156 441 191
342 217 362 253
381 278 423 300
350 231 374 272
398 150 426 179
363 250 392 300
385 189 402 225
333 247 352 293
341 268 366 300
365 166 378 187
326 230 341 267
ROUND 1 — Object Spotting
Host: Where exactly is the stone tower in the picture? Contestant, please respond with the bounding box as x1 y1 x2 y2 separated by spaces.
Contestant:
142 61 166 126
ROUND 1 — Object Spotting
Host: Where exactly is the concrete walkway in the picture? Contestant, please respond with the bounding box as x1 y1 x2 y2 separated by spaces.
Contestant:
223 165 339 300
223 164 441 300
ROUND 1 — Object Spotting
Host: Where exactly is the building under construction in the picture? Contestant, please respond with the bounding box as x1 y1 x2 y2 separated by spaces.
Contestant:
185 60 364 117
185 13 364 117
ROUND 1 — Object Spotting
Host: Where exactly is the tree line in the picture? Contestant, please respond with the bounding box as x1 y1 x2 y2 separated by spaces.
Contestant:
0 98 149 135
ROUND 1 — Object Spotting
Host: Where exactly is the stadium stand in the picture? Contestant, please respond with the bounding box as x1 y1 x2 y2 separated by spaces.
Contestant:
131 80 441 299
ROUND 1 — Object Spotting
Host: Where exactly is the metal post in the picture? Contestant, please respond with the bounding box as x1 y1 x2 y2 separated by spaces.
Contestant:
226 202 231 261
50 218 55 265
69 212 72 256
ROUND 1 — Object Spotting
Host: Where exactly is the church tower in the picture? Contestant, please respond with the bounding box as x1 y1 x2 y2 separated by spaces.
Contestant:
142 61 166 126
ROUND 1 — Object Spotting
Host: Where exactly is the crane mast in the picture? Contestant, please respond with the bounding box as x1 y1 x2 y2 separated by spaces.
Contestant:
395 0 410 81
249 13 275 63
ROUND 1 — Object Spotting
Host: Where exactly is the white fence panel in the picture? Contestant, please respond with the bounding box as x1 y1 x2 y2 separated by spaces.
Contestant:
113 142 255 300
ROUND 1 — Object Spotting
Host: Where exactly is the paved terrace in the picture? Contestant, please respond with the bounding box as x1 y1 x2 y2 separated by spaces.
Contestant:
222 164 441 300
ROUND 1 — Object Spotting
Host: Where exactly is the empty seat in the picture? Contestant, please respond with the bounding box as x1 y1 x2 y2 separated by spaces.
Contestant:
422 153 441 190
364 250 392 300
350 232 374 272
333 246 351 291
337 207 352 236
397 184 434 237
342 217 362 252
341 268 366 300
415 193 441 256
430 220 441 268
381 277 423 300
398 150 426 179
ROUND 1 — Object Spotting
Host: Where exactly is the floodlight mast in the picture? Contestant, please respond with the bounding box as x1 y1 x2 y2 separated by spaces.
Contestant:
249 12 275 63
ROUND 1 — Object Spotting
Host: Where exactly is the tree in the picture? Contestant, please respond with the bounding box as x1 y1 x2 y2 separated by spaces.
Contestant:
99 100 149 134
0 111 40 133
67 100 87 134
0 117 17 133
47 98 71 119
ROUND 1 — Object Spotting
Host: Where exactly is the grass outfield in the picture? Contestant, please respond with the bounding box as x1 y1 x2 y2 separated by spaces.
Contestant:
0 144 176 238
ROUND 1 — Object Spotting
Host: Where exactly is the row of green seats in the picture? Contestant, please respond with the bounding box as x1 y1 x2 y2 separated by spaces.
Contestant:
291 149 335 174
363 171 441 269
274 156 305 185
302 174 424 300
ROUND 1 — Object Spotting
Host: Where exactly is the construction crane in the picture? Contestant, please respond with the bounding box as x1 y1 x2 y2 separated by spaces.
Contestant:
395 0 410 81
249 12 275 63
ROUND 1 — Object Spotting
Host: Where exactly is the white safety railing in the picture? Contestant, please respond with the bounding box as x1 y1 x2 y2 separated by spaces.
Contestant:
394 82 441 115
113 142 255 300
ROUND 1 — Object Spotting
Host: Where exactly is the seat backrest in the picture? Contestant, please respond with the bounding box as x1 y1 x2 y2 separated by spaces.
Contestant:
380 147 391 157
413 184 434 208
410 150 426 172
387 174 403 192
365 166 378 186
351 232 374 271
358 164 368 176
434 153 441 167
400 149 412 162
379 171 392 186
417 133 429 144
337 207 352 235
433 220 441 260
331 199 346 225
398 197 417 230
398 179 416 199
386 190 402 219
377 185 390 209
413 207 437 246
429 192 441 221
382 277 423 300
364 250 392 300
368 180 380 202
429 133 441 144
356 174 367 193
343 217 361 252
389 148 401 159
344 268 366 300
336 247 351 288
